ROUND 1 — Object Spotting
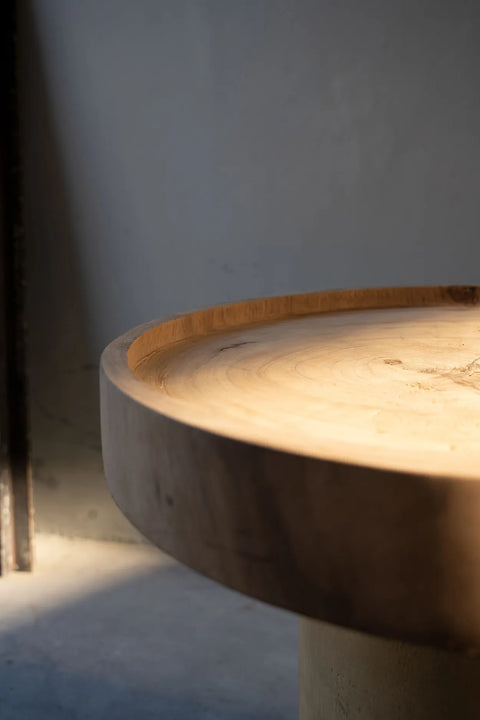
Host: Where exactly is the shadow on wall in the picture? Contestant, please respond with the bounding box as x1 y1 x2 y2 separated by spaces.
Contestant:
0 554 298 720
18 0 480 543
19 2 140 541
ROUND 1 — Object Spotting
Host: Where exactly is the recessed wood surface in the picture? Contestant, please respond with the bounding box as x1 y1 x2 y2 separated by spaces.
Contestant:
133 304 480 481
100 287 480 651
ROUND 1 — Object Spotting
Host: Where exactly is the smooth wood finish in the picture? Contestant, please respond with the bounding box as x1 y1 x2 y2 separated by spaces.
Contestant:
134 302 480 480
101 286 480 651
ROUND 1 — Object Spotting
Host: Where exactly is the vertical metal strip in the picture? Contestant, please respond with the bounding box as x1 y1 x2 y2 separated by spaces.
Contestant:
0 1 15 574
1 0 34 572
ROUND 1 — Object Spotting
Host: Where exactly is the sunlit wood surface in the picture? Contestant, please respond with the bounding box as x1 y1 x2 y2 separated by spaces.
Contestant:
101 287 480 651
134 303 480 480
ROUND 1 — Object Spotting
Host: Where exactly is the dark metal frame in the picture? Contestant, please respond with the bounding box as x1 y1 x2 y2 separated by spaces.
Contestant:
0 0 33 573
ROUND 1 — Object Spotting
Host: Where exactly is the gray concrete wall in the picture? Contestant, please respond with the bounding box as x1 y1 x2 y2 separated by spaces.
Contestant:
20 0 480 540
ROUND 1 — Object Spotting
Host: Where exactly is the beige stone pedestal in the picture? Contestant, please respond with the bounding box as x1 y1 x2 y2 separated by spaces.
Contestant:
300 618 480 720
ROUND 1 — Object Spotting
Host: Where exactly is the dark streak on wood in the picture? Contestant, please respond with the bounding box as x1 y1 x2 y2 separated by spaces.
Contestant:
218 341 256 353
446 286 480 305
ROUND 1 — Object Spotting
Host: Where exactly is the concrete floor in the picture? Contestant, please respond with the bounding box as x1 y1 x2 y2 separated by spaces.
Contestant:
0 535 298 720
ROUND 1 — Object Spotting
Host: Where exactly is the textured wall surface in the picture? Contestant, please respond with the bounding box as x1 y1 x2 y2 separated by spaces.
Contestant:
19 0 480 540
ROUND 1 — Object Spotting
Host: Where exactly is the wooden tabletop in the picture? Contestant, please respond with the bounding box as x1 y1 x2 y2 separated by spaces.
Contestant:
100 286 480 652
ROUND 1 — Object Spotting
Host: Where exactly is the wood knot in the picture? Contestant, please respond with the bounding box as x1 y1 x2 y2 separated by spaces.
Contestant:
446 286 480 305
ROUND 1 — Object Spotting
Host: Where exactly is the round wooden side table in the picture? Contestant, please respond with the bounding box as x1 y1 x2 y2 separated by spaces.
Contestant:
100 286 480 719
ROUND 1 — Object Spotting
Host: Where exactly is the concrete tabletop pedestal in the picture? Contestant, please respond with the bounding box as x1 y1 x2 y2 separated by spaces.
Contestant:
300 618 480 719
100 286 480 719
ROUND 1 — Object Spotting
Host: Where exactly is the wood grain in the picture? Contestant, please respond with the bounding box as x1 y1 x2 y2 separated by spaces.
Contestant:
101 286 480 651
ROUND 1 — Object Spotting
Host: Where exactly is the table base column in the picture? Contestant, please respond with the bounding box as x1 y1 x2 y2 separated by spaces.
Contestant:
299 618 480 719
